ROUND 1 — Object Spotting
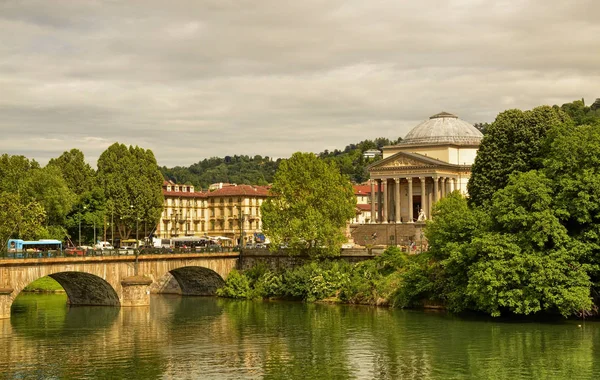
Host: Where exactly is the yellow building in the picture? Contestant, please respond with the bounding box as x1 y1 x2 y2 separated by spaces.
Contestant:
156 181 271 245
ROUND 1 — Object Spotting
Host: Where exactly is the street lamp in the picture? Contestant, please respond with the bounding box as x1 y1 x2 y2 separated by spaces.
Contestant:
131 204 140 275
110 202 114 248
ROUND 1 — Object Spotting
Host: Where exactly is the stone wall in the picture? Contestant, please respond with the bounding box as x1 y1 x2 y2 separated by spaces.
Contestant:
350 223 426 247
238 248 382 272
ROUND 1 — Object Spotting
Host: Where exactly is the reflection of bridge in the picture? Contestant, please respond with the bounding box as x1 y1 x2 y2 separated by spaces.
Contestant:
0 253 239 319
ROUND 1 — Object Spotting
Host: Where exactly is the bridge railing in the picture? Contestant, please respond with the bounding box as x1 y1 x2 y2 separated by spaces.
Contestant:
1 246 236 260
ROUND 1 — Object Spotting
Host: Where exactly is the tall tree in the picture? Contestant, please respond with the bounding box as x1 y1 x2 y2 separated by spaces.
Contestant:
0 192 47 252
261 152 356 257
22 165 76 227
97 143 164 240
47 149 95 195
0 154 40 195
467 106 571 207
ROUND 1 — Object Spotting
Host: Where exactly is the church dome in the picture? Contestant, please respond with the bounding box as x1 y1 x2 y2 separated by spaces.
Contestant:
399 112 483 146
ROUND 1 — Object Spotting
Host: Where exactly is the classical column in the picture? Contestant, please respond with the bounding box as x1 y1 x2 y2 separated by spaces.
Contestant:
382 179 388 223
433 176 439 203
394 178 401 223
407 177 414 223
419 177 426 219
377 179 383 223
452 177 458 193
441 177 447 198
370 179 376 223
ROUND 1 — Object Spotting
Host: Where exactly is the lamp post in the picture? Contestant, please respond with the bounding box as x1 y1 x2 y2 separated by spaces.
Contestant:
131 203 140 275
110 202 114 248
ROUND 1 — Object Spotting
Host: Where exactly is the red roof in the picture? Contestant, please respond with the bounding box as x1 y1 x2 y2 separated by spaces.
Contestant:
356 204 371 211
207 184 271 197
353 184 379 195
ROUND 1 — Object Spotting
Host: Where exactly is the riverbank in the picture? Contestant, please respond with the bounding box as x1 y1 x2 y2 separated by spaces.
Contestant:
217 246 411 308
23 277 64 293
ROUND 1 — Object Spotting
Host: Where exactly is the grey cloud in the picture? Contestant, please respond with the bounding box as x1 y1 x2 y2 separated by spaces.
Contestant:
0 0 598 168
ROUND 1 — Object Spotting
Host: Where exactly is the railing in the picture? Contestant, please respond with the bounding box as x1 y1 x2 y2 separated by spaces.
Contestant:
1 246 237 260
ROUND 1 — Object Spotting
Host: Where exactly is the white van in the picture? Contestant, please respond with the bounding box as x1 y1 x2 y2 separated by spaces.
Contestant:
94 241 115 250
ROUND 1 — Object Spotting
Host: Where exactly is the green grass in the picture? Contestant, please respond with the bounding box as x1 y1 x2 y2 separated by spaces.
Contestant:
23 276 64 292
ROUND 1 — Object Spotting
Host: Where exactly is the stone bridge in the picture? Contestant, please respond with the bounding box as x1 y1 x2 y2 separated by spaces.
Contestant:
0 252 238 319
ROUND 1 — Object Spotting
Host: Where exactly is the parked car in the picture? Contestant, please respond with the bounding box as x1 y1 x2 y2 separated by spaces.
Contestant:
65 247 85 256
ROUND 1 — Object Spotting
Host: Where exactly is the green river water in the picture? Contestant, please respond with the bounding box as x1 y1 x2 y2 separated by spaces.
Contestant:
1 293 599 379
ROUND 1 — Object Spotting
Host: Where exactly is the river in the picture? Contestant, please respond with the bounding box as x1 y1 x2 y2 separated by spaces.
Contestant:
1 293 599 379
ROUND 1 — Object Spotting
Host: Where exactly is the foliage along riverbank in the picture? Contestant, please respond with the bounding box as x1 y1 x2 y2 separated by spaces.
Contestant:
217 247 432 309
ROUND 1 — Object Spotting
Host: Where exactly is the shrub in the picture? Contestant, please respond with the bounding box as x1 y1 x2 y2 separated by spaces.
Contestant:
216 269 253 299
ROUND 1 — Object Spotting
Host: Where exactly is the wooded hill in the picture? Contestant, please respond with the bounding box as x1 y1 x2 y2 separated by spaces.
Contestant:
160 98 600 188
160 137 402 188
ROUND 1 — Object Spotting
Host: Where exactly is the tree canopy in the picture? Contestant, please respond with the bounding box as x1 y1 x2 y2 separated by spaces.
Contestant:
97 143 164 240
261 152 356 257
467 106 571 207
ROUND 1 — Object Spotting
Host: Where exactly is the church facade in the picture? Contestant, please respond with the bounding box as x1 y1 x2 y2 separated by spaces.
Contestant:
367 112 483 223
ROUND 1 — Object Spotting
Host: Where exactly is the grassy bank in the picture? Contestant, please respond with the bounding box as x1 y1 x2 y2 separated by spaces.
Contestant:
23 276 64 292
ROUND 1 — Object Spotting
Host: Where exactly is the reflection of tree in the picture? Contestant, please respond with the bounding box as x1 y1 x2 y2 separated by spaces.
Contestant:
11 293 119 338
6 294 167 379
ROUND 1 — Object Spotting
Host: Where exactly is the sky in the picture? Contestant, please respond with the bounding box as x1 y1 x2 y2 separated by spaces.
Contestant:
1 0 599 168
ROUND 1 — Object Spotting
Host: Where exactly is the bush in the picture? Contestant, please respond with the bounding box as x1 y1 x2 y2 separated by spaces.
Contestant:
216 269 253 299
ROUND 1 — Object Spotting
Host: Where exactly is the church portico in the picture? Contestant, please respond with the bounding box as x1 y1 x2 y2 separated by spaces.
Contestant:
369 171 464 224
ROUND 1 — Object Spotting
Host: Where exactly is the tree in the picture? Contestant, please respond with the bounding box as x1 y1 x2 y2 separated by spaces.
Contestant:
261 152 356 257
97 143 164 241
0 192 47 252
22 165 76 227
421 172 592 317
465 171 591 317
0 154 40 195
468 106 571 207
542 123 600 291
47 149 95 195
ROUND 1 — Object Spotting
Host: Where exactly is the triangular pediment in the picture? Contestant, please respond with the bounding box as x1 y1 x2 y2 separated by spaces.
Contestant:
368 152 440 171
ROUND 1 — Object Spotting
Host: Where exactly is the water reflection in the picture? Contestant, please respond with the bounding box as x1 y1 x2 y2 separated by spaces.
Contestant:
1 294 599 379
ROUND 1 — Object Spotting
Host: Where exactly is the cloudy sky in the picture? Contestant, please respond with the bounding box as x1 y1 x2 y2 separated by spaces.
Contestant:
1 0 598 167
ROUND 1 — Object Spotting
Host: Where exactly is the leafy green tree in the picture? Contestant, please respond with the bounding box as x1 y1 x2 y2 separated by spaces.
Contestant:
542 123 600 293
22 165 76 227
97 143 164 240
47 149 95 195
0 192 47 251
558 99 600 126
261 152 356 257
468 106 571 207
0 154 40 195
466 171 591 316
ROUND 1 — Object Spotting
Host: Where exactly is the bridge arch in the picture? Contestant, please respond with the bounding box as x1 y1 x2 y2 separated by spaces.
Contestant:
49 272 120 306
169 266 226 296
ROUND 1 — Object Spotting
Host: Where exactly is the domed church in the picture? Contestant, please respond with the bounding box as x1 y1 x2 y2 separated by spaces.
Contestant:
367 112 483 223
